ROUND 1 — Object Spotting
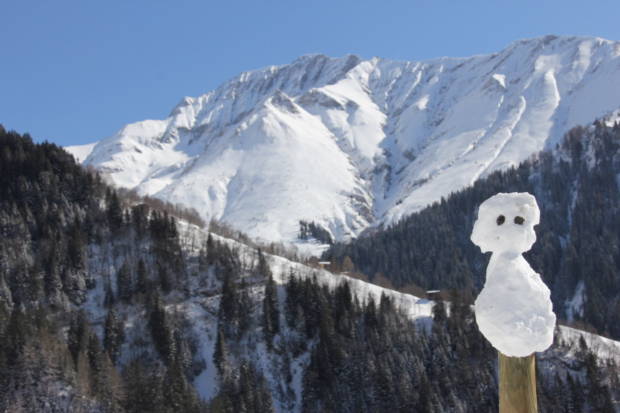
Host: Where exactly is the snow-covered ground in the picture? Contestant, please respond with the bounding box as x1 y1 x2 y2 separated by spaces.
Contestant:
557 325 620 361
76 214 618 411
168 221 435 408
67 35 620 246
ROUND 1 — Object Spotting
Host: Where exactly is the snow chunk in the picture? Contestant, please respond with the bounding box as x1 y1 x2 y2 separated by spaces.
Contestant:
472 193 555 357
492 74 506 89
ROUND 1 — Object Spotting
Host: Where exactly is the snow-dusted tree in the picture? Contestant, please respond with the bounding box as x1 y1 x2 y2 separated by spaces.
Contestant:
431 296 447 324
87 332 103 395
106 189 124 231
67 310 90 366
237 278 252 338
66 222 85 271
256 248 270 279
164 356 200 412
135 258 148 295
103 281 116 308
122 360 151 413
212 328 228 378
103 308 121 363
0 271 13 311
147 292 175 362
130 203 150 238
3 306 30 364
43 243 66 309
206 233 216 266
157 263 172 295
262 272 279 347
217 271 238 339
116 261 133 302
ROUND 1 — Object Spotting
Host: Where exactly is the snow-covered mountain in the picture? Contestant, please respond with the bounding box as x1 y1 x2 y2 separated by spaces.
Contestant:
68 35 620 245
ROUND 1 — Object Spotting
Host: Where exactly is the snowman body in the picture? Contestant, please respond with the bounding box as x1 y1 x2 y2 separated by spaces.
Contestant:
472 193 555 357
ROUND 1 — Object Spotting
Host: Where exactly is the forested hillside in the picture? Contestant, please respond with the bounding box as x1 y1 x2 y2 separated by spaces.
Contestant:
0 126 210 411
0 125 618 412
330 119 620 341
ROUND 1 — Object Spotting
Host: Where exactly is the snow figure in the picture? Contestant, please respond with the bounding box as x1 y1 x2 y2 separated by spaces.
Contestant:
471 192 555 357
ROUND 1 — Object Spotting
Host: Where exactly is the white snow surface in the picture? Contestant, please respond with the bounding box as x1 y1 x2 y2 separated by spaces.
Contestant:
172 221 434 409
77 215 617 411
67 35 620 245
68 142 97 163
472 193 556 357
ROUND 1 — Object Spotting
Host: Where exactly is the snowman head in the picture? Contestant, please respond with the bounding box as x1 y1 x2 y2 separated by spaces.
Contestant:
471 192 540 254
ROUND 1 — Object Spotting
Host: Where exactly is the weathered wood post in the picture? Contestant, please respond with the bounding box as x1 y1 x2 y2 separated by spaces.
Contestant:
470 193 556 413
498 352 537 413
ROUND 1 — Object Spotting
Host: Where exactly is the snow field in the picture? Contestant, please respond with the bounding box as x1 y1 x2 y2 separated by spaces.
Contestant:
67 35 620 246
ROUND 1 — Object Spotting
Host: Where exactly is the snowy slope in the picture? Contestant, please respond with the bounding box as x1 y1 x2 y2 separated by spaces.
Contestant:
148 222 619 411
170 221 435 408
68 35 620 245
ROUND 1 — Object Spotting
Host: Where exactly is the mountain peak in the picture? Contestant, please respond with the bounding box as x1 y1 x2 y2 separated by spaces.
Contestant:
168 96 196 118
67 35 620 247
294 53 328 62
267 90 300 114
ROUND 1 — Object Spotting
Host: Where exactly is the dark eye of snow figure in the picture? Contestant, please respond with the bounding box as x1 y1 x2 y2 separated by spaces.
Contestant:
514 216 525 225
497 215 505 226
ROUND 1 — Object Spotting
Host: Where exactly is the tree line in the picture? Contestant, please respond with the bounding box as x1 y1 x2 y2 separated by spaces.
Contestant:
0 125 618 411
329 120 620 340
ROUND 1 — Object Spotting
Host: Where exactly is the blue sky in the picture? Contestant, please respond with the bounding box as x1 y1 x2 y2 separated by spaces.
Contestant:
2 0 619 147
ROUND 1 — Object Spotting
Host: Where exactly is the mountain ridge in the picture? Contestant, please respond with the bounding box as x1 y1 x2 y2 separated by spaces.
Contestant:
2 126 619 411
68 35 620 248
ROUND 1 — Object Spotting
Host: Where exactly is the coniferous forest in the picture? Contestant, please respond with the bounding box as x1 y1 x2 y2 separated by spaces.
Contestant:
330 120 620 341
0 124 619 412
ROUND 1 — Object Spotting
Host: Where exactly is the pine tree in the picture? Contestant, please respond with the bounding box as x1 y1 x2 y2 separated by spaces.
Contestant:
106 190 124 231
584 349 614 413
256 249 270 279
262 272 280 347
122 360 150 413
237 278 252 338
158 263 172 295
67 222 84 271
566 373 584 413
417 373 433 413
104 282 116 308
98 353 125 413
0 272 13 311
218 271 238 339
67 310 90 366
136 259 148 295
147 292 175 362
87 332 103 395
104 309 121 363
116 261 134 302
206 233 216 266
43 247 64 309
431 297 447 324
213 328 229 378
4 306 30 364
164 357 199 413
131 204 150 238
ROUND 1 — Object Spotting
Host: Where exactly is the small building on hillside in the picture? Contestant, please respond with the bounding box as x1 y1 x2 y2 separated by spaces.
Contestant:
318 261 331 270
426 290 442 301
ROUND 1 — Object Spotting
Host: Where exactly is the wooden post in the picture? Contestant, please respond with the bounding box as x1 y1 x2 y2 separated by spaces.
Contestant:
498 352 537 413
